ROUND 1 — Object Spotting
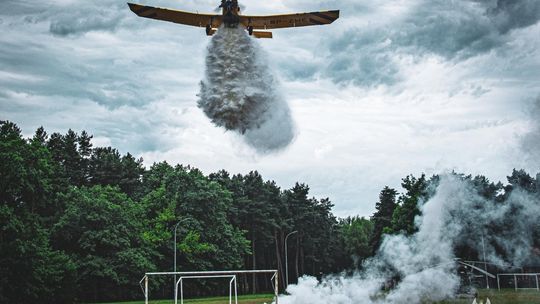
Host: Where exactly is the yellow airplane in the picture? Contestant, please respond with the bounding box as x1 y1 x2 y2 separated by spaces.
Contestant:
127 0 339 38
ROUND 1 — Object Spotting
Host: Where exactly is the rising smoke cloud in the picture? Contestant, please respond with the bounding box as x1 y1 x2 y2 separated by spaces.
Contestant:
279 175 540 303
198 26 295 153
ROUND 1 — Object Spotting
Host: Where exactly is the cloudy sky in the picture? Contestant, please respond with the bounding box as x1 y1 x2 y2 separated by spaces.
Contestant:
1 0 539 217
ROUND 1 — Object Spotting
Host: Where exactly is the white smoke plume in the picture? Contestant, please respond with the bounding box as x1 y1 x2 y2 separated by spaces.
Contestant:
279 175 540 304
198 26 295 153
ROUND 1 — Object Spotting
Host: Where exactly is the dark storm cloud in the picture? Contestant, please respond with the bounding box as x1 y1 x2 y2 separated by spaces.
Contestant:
0 37 159 108
0 0 198 109
327 28 401 86
486 0 540 34
49 9 123 36
0 0 43 15
1 0 129 36
0 0 207 155
324 0 540 87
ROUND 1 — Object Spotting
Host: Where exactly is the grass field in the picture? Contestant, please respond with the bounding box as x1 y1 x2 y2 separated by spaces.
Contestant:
95 294 274 304
95 290 540 304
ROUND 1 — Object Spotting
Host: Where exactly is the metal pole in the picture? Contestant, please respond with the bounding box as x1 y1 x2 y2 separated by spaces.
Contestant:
229 277 233 304
174 221 179 298
234 276 238 304
144 276 148 304
514 275 517 291
174 219 188 297
275 270 279 304
535 274 539 291
497 274 500 291
174 278 178 304
284 231 298 289
180 278 184 304
481 235 489 289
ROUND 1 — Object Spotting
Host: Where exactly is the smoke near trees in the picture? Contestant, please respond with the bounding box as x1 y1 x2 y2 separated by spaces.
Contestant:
280 173 540 303
1 121 539 303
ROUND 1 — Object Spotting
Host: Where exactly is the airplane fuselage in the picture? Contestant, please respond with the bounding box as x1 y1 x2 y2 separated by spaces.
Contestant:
221 0 241 28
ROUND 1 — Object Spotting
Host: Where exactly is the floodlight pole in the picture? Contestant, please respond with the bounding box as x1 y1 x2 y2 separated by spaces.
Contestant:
174 218 189 296
285 230 298 288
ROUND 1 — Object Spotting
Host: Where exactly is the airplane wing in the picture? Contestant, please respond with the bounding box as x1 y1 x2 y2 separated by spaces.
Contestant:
128 3 222 28
239 10 339 30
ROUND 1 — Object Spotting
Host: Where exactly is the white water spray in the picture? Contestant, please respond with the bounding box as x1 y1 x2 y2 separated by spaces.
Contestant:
279 175 540 303
198 26 295 153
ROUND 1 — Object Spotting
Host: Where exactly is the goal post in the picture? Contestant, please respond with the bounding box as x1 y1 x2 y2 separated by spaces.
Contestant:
175 275 237 304
140 270 279 304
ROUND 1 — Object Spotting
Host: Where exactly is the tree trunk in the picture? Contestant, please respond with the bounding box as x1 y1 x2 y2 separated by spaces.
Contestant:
295 234 300 283
300 244 305 277
243 273 249 294
264 245 271 290
274 230 284 292
280 230 286 289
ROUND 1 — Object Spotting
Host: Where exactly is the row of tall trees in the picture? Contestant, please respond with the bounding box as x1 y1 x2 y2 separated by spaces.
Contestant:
1 120 539 303
368 170 540 266
0 121 350 303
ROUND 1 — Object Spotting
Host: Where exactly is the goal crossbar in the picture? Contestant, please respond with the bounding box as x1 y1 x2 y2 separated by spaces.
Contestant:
145 270 278 275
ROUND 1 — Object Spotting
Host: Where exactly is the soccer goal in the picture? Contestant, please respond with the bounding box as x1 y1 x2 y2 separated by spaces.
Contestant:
139 270 279 304
176 274 237 304
496 273 540 291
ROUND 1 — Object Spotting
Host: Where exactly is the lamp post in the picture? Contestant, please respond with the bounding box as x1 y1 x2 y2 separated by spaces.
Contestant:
174 218 189 296
285 230 298 288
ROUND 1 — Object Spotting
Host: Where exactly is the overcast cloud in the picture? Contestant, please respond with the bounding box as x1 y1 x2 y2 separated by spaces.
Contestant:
1 0 539 217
